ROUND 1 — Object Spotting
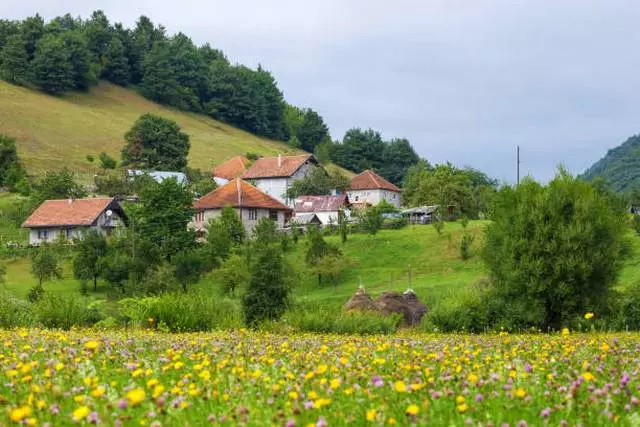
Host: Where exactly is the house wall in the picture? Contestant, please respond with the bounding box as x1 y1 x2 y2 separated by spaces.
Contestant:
347 189 401 208
191 207 288 235
253 162 317 206
27 211 125 246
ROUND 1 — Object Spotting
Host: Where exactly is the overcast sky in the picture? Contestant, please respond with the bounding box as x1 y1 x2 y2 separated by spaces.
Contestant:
3 1 640 182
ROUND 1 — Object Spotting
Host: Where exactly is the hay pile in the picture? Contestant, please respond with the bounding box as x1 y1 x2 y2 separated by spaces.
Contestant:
343 287 428 326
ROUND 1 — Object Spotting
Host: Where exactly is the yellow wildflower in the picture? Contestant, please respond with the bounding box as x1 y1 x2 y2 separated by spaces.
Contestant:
394 381 407 392
561 328 570 336
584 312 594 320
85 340 100 351
91 386 106 397
73 406 90 421
515 388 526 398
583 372 595 382
330 378 341 389
406 404 420 416
366 409 376 421
10 406 31 422
457 403 469 413
126 388 146 406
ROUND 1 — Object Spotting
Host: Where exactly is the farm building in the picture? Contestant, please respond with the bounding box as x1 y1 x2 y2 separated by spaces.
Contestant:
22 198 128 245
293 195 350 226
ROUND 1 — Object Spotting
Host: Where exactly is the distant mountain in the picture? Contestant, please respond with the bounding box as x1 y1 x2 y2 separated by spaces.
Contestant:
582 134 640 192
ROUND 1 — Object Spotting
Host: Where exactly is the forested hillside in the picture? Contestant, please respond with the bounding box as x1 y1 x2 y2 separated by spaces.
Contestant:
0 11 420 184
582 134 640 192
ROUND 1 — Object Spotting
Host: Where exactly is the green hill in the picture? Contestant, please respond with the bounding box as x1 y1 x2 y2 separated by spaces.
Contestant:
582 134 640 192
0 80 303 178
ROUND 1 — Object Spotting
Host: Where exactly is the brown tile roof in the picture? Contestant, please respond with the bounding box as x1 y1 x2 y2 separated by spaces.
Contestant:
194 179 291 211
294 195 350 213
349 170 400 192
23 198 119 228
242 154 315 179
212 156 249 180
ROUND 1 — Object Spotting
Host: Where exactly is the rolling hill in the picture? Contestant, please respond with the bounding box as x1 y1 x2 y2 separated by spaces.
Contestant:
582 134 640 192
0 80 314 178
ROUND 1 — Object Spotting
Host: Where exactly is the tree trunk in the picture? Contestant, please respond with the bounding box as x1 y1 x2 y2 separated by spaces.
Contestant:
93 275 97 291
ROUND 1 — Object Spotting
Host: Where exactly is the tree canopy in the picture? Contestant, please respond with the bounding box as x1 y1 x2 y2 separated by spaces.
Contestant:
122 113 190 171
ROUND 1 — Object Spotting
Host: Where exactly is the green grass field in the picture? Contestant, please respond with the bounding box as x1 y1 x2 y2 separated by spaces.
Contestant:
0 80 349 179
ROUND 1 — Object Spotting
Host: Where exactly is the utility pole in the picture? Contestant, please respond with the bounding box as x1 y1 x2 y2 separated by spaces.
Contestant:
517 145 521 185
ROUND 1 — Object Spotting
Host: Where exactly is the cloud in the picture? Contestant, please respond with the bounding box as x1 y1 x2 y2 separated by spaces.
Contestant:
3 0 640 181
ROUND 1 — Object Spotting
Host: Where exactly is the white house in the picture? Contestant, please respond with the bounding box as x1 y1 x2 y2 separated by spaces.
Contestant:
22 198 128 245
347 170 401 208
293 195 351 226
242 154 319 206
212 156 249 186
127 170 187 185
191 178 292 236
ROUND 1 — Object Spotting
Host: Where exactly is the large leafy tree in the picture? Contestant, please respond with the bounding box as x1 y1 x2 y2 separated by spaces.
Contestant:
101 36 130 85
72 230 108 291
296 108 329 153
122 113 190 171
61 30 96 90
31 245 62 287
0 34 29 85
332 128 386 173
136 177 195 259
0 135 20 187
32 168 87 205
483 169 630 329
31 34 74 93
21 14 45 60
84 10 112 61
379 138 419 185
285 167 333 199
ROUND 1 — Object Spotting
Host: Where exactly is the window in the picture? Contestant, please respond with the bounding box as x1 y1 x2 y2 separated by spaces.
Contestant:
66 228 73 238
355 196 359 201
195 211 205 222
38 230 48 240
269 210 279 221
248 209 258 220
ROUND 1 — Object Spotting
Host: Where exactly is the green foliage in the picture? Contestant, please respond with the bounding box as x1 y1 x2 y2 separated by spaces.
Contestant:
94 172 131 197
205 218 232 265
138 263 179 295
86 154 95 163
581 133 640 193
338 209 348 244
32 293 103 329
305 226 340 267
191 178 216 198
99 151 117 169
120 292 241 331
286 167 333 199
30 245 62 287
283 302 401 335
432 218 445 235
0 34 29 85
252 217 277 244
122 113 190 171
172 250 203 292
101 36 130 85
295 108 330 153
27 285 45 303
0 290 33 328
311 253 351 289
218 253 250 298
72 230 108 291
31 168 87 205
219 206 246 245
0 134 27 191
243 243 289 327
459 233 475 260
31 33 75 93
136 177 195 259
359 206 383 237
483 169 631 329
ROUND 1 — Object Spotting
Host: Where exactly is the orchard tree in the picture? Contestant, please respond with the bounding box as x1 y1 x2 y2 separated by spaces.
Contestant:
219 253 250 297
31 245 62 287
122 113 190 171
172 250 203 292
72 230 108 291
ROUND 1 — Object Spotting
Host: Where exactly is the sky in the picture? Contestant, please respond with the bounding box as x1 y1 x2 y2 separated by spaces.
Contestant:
3 0 640 183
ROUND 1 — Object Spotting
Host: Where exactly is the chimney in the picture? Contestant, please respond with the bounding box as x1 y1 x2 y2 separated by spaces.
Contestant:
278 154 282 168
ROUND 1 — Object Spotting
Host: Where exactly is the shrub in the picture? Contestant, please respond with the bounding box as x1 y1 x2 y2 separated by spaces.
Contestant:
0 291 34 328
459 233 475 260
120 292 241 332
382 216 407 230
433 218 445 235
282 302 402 335
27 285 45 302
483 170 631 330
32 294 104 329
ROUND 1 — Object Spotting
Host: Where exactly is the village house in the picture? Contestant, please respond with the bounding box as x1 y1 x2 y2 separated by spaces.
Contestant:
242 154 320 206
212 156 249 186
347 170 401 208
22 198 128 246
126 170 187 185
293 194 351 226
191 178 292 235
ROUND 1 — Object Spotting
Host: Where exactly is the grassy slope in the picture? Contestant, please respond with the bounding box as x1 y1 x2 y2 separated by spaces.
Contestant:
0 80 309 177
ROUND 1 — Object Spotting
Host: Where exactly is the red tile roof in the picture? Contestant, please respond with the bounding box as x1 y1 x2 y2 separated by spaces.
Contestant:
294 195 349 213
242 154 315 179
194 179 291 211
212 156 249 180
23 198 119 228
349 170 400 192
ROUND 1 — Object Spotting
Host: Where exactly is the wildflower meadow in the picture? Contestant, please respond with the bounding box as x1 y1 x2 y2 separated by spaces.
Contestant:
2 329 640 426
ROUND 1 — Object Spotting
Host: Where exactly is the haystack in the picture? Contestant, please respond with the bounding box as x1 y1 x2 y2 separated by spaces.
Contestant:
375 290 428 326
343 287 379 312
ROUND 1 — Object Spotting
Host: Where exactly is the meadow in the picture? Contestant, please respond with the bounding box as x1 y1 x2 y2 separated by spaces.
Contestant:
2 328 639 426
